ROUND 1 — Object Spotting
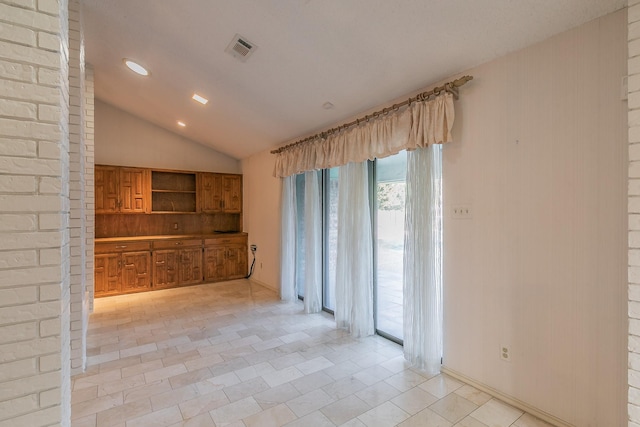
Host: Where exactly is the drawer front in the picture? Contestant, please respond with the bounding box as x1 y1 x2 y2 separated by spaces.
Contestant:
204 236 247 246
153 239 203 250
96 241 151 253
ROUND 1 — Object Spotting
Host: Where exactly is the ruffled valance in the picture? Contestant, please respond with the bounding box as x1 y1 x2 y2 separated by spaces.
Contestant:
273 92 454 178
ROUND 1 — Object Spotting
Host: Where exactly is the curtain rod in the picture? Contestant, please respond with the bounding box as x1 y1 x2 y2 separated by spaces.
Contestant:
271 75 473 155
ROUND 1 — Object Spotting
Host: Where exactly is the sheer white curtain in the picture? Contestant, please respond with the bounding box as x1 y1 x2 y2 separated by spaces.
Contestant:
303 171 322 313
280 175 297 302
335 161 374 337
403 145 443 374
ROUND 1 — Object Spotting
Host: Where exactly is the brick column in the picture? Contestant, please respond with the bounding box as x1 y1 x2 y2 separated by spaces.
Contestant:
631 1 640 426
0 0 71 425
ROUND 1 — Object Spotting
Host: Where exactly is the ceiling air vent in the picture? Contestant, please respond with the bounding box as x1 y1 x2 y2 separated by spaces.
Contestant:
225 34 257 62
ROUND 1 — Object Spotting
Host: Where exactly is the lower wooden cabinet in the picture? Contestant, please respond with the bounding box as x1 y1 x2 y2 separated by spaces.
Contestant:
95 242 151 297
204 236 247 282
95 234 247 297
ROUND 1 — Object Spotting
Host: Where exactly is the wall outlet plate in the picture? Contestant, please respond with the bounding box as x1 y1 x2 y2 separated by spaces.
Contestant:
500 344 511 362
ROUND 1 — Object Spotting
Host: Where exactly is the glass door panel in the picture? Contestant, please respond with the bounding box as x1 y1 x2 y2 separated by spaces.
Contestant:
375 151 407 341
323 168 339 312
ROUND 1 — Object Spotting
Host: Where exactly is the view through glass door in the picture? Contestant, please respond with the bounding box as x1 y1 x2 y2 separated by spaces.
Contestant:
375 151 407 341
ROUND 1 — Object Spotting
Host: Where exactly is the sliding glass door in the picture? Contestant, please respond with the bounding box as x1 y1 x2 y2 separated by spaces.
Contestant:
374 151 407 341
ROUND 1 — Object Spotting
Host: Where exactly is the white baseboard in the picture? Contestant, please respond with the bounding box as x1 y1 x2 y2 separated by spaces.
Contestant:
440 366 573 427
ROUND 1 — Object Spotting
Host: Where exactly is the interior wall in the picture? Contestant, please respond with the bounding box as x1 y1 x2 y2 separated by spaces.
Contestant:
94 100 240 173
241 150 281 291
241 9 627 426
442 9 627 426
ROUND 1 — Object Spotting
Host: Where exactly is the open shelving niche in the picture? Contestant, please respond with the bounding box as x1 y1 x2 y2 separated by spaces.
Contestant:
151 170 197 213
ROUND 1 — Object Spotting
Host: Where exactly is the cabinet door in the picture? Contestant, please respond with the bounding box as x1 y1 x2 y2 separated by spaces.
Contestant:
226 244 248 279
179 247 203 285
95 253 119 296
222 175 242 213
95 166 119 214
153 250 178 289
120 168 149 213
199 173 223 213
204 247 226 282
121 251 151 293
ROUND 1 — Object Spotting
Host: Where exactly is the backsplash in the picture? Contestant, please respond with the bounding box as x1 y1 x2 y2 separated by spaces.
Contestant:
95 213 241 238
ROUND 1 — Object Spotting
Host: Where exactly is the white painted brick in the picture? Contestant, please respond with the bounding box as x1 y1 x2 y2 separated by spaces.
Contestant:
39 387 60 407
0 250 38 269
38 140 61 159
37 67 58 86
0 39 60 70
39 316 59 337
38 103 59 122
0 322 36 345
37 30 59 51
5 0 36 8
632 179 640 196
632 401 640 422
0 98 37 119
37 0 58 15
3 406 62 427
631 127 640 144
39 212 62 229
0 157 60 176
0 138 37 157
632 299 640 318
631 161 640 179
0 195 61 213
0 118 60 142
39 248 61 265
0 3 59 32
0 175 36 192
0 21 36 46
0 357 36 381
0 265 62 287
632 4 640 24
0 214 37 232
38 353 59 372
39 283 60 301
0 371 60 400
631 215 640 231
632 38 640 59
0 301 59 324
0 60 34 82
0 336 58 363
1 79 60 103
631 318 640 336
39 176 61 194
0 395 38 422
0 232 62 251
0 286 37 307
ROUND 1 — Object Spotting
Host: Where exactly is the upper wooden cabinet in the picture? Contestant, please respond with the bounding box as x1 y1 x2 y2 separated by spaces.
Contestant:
198 173 242 213
96 165 150 214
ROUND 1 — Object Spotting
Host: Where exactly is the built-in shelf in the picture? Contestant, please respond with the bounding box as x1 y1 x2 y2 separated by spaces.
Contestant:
151 170 197 213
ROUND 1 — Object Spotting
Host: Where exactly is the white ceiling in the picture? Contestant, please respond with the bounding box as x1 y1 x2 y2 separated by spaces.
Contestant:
81 0 626 160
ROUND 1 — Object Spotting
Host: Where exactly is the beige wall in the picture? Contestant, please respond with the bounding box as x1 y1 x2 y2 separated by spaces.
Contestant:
442 9 626 427
242 10 628 426
95 100 240 173
242 150 281 291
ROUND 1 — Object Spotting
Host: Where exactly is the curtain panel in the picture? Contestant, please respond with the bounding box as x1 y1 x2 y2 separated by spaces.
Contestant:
273 92 454 178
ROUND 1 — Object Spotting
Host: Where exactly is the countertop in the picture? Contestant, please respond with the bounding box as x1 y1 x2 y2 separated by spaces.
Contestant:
95 232 247 243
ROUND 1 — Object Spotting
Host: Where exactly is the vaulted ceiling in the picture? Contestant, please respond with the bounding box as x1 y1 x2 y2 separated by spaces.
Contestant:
81 0 626 160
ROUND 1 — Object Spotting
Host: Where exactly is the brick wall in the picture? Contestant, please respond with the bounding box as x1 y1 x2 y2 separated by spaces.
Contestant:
632 1 640 426
68 0 86 376
0 0 71 425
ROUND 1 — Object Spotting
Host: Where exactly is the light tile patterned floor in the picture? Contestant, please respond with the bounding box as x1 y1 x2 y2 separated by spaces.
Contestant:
71 280 553 427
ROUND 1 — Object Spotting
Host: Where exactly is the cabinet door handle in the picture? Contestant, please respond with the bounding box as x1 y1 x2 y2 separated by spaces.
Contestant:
175 242 183 245
116 245 127 249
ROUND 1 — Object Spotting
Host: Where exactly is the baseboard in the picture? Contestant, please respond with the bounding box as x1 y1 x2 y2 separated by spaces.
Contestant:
248 278 278 293
440 366 573 427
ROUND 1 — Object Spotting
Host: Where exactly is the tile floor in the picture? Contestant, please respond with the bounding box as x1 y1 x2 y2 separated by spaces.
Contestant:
71 280 553 427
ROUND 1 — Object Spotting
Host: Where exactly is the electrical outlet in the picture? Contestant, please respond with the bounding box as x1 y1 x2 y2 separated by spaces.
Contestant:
500 344 511 362
250 244 257 252
173 223 178 230
452 205 472 219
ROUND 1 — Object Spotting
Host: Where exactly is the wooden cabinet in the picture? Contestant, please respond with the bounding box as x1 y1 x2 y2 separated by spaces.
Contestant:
152 239 203 288
204 235 247 282
96 166 150 214
199 173 242 213
95 242 151 296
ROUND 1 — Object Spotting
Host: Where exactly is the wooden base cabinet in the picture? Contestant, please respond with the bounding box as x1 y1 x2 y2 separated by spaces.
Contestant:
152 239 203 288
204 236 247 282
95 242 151 297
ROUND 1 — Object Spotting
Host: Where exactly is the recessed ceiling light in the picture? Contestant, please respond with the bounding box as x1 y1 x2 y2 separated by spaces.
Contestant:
123 59 149 76
192 93 209 105
322 102 335 110
177 121 186 127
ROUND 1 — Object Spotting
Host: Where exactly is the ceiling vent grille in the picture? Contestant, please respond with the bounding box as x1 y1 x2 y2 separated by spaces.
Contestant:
225 34 257 62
